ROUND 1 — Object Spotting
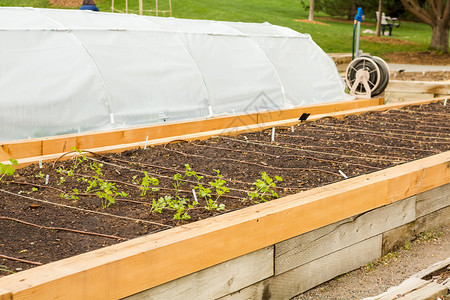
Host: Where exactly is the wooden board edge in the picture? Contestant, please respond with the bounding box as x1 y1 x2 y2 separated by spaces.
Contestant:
6 97 450 169
0 151 448 300
0 98 381 162
0 288 12 300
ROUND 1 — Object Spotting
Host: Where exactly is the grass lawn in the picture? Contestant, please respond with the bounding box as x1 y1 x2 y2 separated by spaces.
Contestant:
0 0 434 56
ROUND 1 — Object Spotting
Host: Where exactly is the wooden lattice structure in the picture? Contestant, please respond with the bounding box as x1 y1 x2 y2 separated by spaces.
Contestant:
111 0 172 16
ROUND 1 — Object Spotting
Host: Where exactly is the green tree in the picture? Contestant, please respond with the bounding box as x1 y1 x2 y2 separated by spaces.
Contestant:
400 0 450 53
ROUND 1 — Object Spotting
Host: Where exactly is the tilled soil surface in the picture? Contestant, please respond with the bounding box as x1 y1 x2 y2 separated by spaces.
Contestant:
391 71 450 81
1 101 449 277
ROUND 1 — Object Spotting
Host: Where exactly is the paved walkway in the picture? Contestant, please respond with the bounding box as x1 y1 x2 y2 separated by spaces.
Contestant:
388 63 450 72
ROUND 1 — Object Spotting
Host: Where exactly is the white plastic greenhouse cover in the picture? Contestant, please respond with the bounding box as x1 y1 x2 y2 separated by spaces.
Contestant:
0 7 350 142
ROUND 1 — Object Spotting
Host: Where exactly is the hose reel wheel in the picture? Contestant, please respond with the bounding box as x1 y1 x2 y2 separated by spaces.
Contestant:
345 55 390 98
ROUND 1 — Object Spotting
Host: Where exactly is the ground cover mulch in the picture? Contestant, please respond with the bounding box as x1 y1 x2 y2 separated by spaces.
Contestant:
1 101 449 277
390 71 450 81
383 51 450 65
50 0 80 8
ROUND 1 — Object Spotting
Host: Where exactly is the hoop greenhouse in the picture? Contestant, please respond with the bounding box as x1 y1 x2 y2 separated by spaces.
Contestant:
0 7 349 141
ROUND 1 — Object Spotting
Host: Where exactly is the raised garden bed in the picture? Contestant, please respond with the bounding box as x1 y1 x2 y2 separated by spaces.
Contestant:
0 100 449 278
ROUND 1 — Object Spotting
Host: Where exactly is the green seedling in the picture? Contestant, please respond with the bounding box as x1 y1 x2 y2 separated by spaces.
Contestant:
204 169 228 211
0 159 18 181
140 172 159 196
0 265 14 274
247 172 283 203
18 187 39 195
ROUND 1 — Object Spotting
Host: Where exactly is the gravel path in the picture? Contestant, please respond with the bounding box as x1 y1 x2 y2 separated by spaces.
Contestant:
294 225 450 299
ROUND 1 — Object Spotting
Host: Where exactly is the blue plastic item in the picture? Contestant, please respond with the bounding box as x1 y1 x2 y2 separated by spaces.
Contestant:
355 7 363 22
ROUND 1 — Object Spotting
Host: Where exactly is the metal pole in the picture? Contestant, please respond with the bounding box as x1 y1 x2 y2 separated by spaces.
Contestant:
355 21 361 58
125 0 128 14
169 0 172 17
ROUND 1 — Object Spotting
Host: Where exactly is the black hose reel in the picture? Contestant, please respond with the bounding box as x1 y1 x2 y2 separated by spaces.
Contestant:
345 55 390 98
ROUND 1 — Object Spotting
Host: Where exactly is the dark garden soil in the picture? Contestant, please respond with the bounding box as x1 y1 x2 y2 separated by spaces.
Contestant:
1 102 449 277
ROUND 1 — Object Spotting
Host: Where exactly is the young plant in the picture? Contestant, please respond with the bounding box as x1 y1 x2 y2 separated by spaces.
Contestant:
0 265 14 274
82 161 127 208
151 195 194 221
0 158 18 181
204 169 228 211
247 172 283 203
18 187 39 195
140 172 159 196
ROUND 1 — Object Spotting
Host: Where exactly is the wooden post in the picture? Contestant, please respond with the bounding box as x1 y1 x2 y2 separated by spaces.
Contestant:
111 0 114 12
156 0 158 16
139 0 143 15
376 0 383 37
308 0 314 21
169 0 172 17
126 0 128 13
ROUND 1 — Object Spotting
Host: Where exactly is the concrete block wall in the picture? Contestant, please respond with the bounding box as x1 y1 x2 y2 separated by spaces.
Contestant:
125 183 450 300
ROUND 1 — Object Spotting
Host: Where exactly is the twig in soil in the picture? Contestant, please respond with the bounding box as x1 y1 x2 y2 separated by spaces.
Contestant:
0 188 171 228
189 142 381 171
163 143 340 177
351 118 449 131
218 136 405 163
0 216 126 240
275 130 439 154
320 122 450 138
85 157 252 194
0 254 42 266
395 109 450 117
313 124 450 143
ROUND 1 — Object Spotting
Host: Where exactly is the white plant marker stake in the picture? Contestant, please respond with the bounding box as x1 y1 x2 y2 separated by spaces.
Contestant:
338 170 348 179
39 160 43 168
444 98 447 106
192 189 198 203
144 136 149 150
45 175 49 185
271 127 275 142
291 126 295 132
109 113 115 124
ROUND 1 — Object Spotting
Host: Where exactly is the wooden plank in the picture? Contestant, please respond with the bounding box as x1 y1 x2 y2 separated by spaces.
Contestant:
0 288 12 300
221 235 382 300
382 204 450 255
275 196 415 275
0 99 380 162
416 183 450 218
5 97 449 170
413 256 450 279
124 246 273 300
365 278 429 300
387 80 450 94
386 152 450 203
402 281 448 300
366 257 450 300
0 150 448 300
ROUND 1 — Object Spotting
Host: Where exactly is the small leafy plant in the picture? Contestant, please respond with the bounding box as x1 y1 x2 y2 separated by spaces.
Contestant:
0 265 14 274
85 162 127 208
151 194 197 221
247 172 283 203
0 158 18 181
203 170 228 211
140 172 159 196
